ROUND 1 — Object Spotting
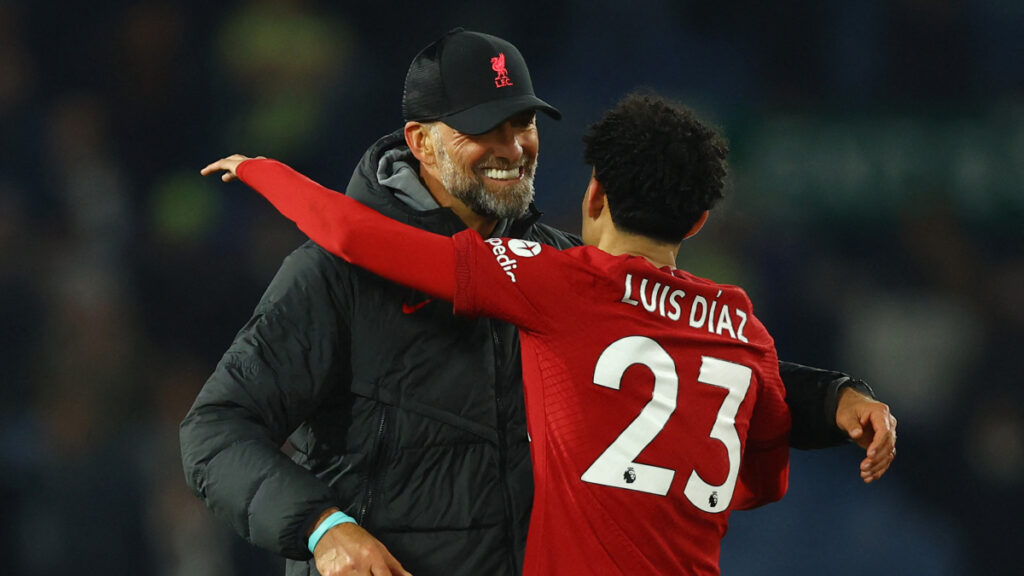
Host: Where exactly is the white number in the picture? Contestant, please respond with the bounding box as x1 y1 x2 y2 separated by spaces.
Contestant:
684 356 750 512
582 336 678 495
580 337 752 513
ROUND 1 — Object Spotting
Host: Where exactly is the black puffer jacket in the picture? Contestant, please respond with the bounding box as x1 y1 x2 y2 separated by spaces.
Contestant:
180 130 864 576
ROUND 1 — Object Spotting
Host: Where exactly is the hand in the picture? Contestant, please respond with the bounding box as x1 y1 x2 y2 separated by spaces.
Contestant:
313 522 412 576
200 154 261 182
835 387 898 484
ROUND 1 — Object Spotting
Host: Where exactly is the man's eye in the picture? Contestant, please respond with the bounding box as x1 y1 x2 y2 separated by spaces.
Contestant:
512 113 537 128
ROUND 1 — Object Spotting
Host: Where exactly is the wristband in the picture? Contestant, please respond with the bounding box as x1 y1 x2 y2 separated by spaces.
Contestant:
842 378 876 399
308 511 356 554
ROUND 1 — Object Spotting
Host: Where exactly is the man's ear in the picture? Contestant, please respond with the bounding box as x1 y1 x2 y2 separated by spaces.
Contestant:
684 210 710 239
405 122 434 166
585 176 606 220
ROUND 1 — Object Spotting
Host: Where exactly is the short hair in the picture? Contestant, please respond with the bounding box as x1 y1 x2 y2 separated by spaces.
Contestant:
582 91 728 244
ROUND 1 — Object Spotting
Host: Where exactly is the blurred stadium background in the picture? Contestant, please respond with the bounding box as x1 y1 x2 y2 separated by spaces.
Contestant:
1 1 1021 574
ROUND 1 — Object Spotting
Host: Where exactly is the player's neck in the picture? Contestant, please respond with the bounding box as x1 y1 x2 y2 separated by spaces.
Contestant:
597 231 679 270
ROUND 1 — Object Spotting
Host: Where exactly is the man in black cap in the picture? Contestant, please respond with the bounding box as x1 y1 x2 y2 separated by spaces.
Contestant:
181 29 895 576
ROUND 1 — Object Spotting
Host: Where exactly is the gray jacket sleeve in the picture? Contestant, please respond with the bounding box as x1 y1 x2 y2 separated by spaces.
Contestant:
179 242 348 559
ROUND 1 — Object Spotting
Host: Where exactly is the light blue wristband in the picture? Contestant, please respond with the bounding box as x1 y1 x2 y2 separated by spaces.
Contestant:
308 510 356 554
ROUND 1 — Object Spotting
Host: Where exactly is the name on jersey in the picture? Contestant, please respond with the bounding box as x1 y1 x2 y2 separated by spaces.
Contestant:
619 273 749 343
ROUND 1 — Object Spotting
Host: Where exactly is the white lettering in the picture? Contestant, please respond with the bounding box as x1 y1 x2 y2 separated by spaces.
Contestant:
640 278 662 313
487 238 517 282
667 290 685 321
716 304 737 339
707 298 718 334
619 275 751 344
621 273 639 306
690 295 708 329
704 290 722 334
735 309 748 343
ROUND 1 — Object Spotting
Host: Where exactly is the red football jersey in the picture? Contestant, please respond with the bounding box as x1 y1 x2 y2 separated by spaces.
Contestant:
236 159 791 576
451 235 790 576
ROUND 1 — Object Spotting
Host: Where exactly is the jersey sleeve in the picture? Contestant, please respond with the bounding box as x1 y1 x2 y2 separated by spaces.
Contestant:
731 312 792 510
451 232 575 333
235 158 456 302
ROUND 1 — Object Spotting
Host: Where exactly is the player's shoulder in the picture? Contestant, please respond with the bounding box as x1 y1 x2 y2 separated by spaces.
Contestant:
672 268 774 349
474 235 588 275
673 268 754 305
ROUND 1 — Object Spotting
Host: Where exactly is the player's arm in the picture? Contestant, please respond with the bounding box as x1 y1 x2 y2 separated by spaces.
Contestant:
729 325 791 510
203 155 456 302
732 438 789 510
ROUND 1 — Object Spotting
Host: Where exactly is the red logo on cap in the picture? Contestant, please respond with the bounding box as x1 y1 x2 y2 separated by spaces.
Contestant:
491 53 514 88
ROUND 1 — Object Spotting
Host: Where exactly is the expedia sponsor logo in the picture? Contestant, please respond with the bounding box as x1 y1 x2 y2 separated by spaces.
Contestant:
507 239 541 258
485 238 540 283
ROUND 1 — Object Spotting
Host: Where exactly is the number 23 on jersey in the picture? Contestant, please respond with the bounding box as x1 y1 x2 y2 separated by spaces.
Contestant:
580 336 752 513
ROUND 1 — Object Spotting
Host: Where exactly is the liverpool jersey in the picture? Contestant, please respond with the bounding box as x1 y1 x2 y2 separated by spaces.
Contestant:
235 159 791 576
452 236 790 575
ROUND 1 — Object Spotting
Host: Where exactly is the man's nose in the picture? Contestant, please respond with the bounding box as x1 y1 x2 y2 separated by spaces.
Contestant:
487 121 524 161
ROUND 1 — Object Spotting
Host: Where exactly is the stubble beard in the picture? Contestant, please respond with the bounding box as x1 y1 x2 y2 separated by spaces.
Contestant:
433 137 537 220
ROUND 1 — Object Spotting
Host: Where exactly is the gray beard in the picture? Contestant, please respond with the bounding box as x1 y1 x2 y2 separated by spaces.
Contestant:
434 140 536 220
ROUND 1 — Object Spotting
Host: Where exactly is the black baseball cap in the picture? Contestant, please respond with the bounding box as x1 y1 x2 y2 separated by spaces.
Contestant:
402 28 561 135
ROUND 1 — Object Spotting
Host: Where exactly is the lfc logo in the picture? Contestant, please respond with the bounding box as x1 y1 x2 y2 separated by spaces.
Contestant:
490 53 514 88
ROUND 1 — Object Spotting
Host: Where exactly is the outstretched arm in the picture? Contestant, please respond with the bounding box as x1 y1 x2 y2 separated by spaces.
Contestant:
203 155 456 302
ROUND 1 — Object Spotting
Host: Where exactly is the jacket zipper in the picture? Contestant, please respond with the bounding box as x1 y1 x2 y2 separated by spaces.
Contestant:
359 404 391 524
491 322 518 573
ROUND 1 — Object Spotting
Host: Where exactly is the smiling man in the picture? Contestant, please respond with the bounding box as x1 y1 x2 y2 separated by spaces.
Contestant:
201 92 792 576
181 28 896 576
411 109 541 234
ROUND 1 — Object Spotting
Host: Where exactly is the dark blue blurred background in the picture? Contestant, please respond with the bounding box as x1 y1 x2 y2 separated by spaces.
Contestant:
1 1 1021 574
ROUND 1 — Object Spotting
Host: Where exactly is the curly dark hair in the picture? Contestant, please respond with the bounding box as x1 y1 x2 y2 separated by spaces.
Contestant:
582 91 728 243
